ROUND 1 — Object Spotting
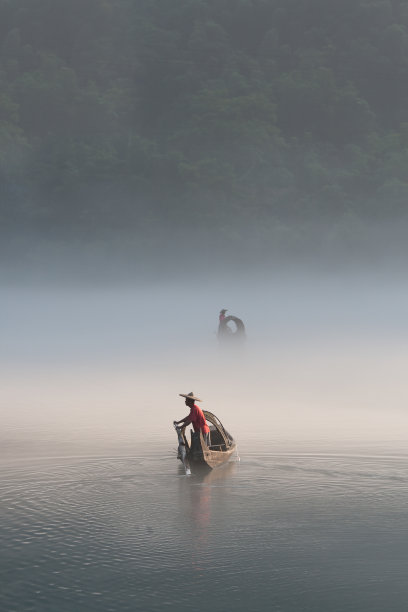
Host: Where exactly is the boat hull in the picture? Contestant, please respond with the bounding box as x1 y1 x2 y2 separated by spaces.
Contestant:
188 430 237 469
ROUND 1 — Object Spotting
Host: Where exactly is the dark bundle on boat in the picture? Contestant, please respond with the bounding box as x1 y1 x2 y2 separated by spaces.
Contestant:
174 411 236 471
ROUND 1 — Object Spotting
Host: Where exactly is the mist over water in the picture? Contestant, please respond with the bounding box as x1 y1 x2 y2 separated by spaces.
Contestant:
3 265 408 456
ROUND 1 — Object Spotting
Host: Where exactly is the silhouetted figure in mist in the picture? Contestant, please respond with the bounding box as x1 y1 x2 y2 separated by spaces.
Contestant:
219 309 227 324
217 310 246 343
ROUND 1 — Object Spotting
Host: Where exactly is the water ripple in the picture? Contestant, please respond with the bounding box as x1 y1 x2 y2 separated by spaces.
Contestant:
2 448 408 611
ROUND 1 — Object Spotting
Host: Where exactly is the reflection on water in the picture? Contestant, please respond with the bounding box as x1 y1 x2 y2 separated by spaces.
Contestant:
179 463 238 554
2 437 408 612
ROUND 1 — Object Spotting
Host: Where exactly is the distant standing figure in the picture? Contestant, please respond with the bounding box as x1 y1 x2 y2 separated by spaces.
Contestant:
176 392 211 447
217 310 246 342
219 309 227 323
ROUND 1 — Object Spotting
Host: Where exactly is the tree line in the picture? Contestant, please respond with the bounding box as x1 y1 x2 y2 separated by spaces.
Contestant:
1 0 408 239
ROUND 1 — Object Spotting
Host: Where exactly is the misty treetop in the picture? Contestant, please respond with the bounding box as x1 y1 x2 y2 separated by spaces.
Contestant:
1 0 408 236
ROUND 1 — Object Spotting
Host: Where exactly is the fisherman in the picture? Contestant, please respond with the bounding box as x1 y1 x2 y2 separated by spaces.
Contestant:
219 309 227 323
218 308 232 338
176 392 211 447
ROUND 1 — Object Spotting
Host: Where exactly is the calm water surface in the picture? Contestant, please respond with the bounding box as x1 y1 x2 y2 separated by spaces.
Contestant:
2 434 408 612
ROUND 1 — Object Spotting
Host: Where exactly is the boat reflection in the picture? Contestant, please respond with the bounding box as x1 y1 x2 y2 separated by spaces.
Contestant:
178 461 237 546
190 460 237 484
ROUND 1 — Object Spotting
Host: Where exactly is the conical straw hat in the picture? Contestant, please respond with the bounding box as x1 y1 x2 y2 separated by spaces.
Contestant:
179 392 202 402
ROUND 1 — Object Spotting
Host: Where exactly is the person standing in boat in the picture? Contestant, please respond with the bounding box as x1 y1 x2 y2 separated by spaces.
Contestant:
176 392 211 447
218 309 227 337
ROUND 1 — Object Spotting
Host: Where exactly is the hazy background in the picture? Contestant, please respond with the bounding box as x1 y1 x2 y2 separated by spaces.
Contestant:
3 268 408 465
1 0 408 461
2 0 408 274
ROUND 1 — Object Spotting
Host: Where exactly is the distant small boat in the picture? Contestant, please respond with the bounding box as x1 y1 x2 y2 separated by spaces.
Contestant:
217 315 246 342
174 411 237 471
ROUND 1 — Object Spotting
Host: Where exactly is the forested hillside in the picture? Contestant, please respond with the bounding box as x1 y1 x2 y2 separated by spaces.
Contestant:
1 0 408 241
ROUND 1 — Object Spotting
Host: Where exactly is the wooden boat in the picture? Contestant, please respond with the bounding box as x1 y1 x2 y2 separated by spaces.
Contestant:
175 410 237 471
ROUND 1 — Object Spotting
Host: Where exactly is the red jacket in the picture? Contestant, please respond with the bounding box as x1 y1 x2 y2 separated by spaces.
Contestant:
185 404 210 435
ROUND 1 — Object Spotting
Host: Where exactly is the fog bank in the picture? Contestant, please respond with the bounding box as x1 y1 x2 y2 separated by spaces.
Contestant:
2 271 408 461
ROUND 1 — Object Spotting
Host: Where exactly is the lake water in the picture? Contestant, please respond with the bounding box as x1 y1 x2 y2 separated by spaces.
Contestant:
2 276 408 611
2 431 408 612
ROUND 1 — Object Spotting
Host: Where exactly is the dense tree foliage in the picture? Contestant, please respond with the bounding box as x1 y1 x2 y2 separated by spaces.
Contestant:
1 0 408 239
